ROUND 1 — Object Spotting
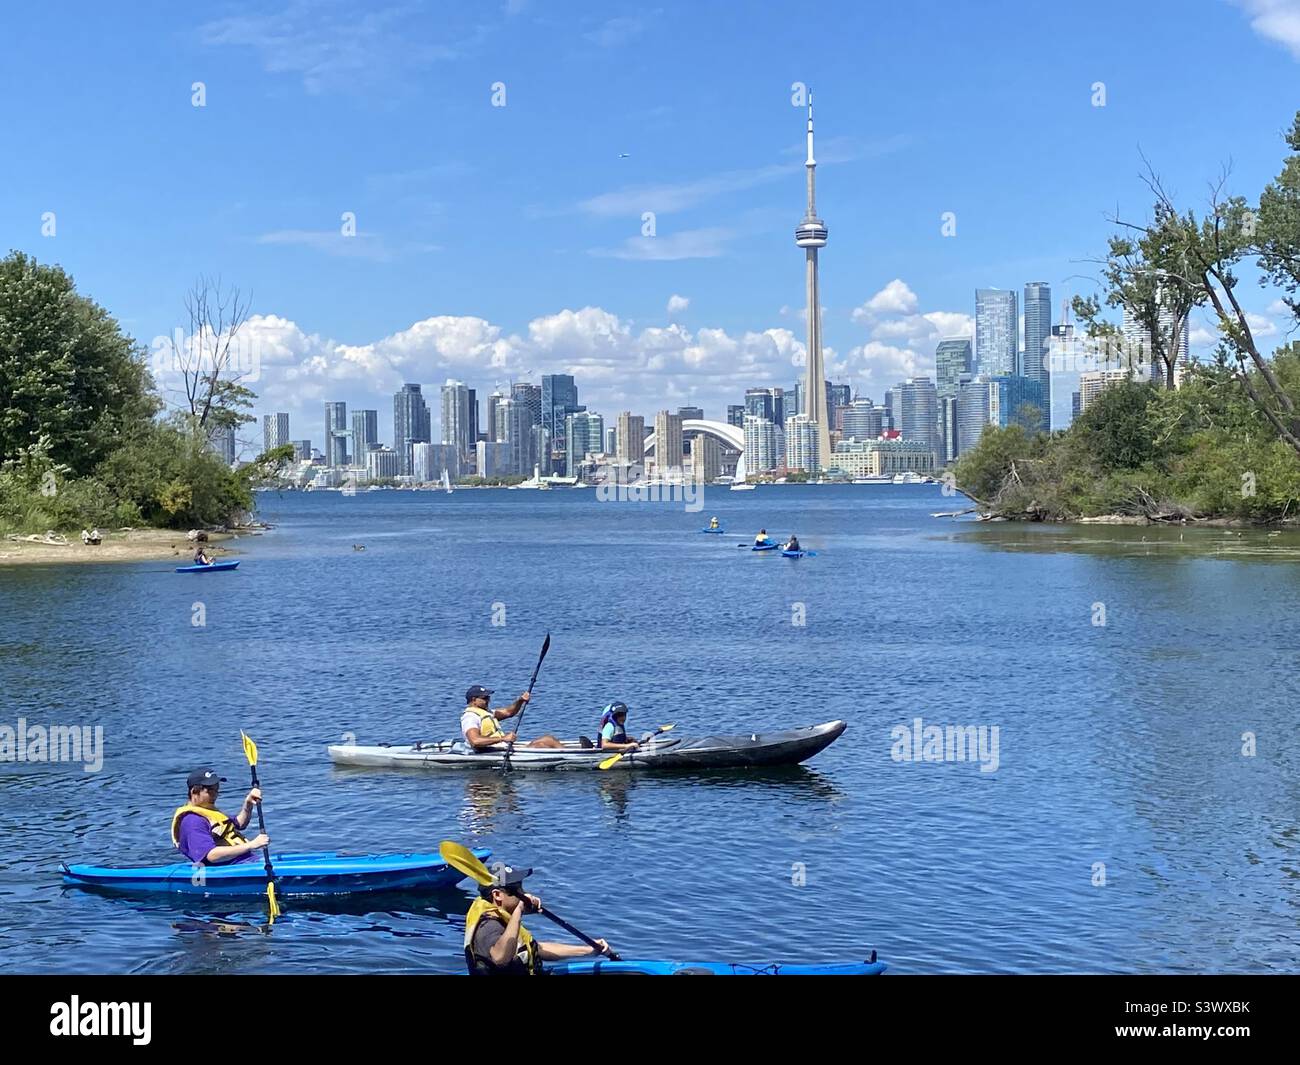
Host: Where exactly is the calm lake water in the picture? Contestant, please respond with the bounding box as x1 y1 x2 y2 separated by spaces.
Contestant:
1 486 1297 973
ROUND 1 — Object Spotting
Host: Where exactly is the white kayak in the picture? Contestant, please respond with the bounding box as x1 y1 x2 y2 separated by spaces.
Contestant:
327 720 847 772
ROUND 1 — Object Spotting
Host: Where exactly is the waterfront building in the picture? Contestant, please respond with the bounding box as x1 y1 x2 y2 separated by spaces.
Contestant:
291 439 311 462
324 402 349 467
393 384 430 475
726 404 745 429
744 414 778 474
263 412 290 454
832 438 936 477
653 410 684 477
692 433 723 482
785 413 820 472
1079 370 1132 412
841 398 884 441
210 425 236 466
935 339 973 400
351 409 378 470
616 412 645 467
365 446 401 480
441 380 472 463
1022 282 1052 387
677 405 704 421
412 441 460 482
542 374 583 467
975 289 1018 376
564 411 604 478
895 377 940 456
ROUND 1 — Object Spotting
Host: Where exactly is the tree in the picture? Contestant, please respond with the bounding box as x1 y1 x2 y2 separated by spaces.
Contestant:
166 276 257 438
0 251 157 475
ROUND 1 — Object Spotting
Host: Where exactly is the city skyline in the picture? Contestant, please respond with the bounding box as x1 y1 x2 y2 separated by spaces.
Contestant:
6 4 1296 460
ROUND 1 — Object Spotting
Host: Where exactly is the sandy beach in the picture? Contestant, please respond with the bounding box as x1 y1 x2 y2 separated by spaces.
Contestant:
0 529 239 567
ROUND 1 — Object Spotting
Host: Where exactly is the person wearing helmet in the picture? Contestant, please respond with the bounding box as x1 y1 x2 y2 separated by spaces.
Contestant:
596 702 639 752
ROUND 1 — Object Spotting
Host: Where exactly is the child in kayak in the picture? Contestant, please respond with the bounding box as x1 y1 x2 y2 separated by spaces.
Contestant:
755 528 772 545
464 864 612 975
596 702 640 752
194 547 214 566
708 516 720 529
171 768 268 866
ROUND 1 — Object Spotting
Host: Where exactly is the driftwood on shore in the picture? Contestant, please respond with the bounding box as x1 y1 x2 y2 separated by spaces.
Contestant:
5 531 69 545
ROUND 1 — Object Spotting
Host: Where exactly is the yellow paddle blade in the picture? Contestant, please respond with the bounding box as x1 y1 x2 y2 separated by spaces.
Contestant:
240 730 258 767
266 882 281 921
597 752 624 771
439 840 493 885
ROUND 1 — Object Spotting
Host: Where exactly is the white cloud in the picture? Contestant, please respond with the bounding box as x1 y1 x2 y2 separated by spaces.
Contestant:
578 166 788 217
1233 1 1300 60
853 279 919 319
584 13 658 48
666 294 690 315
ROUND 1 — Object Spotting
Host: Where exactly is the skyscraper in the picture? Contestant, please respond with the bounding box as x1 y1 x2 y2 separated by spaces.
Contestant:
677 405 704 421
263 412 290 454
1022 282 1052 383
564 411 604 477
692 434 723 482
324 402 348 467
1123 304 1190 383
393 384 430 476
616 412 645 468
795 96 832 470
441 380 472 462
726 405 745 428
653 410 684 477
894 377 940 457
487 392 505 442
785 414 820 472
935 340 973 400
841 399 884 441
975 289 1018 377
542 374 583 465
210 425 236 466
351 409 378 468
743 415 778 475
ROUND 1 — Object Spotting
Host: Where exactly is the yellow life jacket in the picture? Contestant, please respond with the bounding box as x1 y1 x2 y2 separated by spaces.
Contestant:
170 804 246 854
463 705 501 738
464 897 539 975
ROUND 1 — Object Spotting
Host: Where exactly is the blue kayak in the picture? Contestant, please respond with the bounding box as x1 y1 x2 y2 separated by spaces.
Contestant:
701 528 726 534
176 560 240 573
752 542 780 552
782 549 805 558
549 954 886 976
59 849 488 898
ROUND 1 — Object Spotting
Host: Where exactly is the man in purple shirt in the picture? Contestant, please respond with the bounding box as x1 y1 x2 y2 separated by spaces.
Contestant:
171 767 269 865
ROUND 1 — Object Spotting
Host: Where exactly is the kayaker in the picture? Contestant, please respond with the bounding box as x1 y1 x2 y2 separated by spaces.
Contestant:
171 768 269 866
194 546 214 566
464 864 612 975
708 516 720 529
785 534 801 552
596 702 639 752
461 685 564 750
755 528 771 545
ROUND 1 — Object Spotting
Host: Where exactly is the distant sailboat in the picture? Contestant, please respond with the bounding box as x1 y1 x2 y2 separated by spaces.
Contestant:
441 468 453 494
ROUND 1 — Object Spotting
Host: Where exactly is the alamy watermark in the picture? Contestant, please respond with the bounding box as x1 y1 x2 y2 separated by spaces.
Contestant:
890 716 1000 773
595 463 704 512
0 718 104 772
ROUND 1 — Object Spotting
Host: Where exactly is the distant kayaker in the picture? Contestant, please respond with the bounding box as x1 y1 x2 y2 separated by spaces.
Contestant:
461 685 564 751
194 546 214 566
755 528 771 545
171 768 269 866
464 864 612 975
708 516 720 529
785 534 801 552
596 702 639 752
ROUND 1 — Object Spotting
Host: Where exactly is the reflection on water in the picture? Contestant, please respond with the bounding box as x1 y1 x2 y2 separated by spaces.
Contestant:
949 521 1300 562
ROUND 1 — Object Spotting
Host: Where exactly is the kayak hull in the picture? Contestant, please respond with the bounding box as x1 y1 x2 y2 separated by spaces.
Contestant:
59 849 488 898
782 550 805 558
549 956 886 976
175 560 240 573
751 542 779 551
700 528 725 534
328 721 847 773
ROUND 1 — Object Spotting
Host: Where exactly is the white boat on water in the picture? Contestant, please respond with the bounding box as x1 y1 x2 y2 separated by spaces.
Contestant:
729 482 757 491
441 469 453 494
892 471 926 485
852 476 891 485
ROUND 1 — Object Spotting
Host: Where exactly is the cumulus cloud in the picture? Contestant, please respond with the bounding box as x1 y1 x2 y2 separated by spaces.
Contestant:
666 294 690 316
845 280 972 396
1233 0 1300 59
853 279 919 319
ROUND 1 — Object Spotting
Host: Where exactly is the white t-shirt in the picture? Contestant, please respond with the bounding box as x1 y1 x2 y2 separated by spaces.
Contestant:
461 708 499 740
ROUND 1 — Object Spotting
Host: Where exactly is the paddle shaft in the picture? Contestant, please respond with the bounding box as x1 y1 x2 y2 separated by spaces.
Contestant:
527 899 621 962
502 634 550 769
247 764 276 883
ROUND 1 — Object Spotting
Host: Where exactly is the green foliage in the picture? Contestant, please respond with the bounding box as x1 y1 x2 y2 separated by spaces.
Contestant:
0 251 157 475
0 253 259 533
955 365 1300 523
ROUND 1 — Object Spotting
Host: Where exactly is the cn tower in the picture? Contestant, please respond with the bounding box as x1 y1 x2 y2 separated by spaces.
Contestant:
794 95 832 470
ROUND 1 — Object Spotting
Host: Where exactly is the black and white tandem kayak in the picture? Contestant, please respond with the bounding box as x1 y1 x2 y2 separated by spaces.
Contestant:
327 720 847 772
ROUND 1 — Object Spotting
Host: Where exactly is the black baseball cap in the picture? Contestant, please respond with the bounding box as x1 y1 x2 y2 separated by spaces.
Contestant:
479 863 532 898
186 768 226 791
608 702 629 716
466 685 493 702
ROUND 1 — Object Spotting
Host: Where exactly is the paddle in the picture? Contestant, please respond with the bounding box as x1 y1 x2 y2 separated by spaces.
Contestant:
501 632 551 772
439 840 620 961
239 730 281 922
598 723 675 770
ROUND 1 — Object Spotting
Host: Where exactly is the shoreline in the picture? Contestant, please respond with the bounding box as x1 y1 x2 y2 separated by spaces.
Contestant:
0 529 241 568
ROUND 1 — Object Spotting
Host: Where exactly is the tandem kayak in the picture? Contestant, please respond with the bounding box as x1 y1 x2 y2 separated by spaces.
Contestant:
175 560 240 573
328 720 847 772
59 849 489 898
549 952 885 976
751 542 779 551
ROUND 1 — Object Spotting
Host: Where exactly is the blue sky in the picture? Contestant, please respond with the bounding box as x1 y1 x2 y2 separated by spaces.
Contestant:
3 0 1298 452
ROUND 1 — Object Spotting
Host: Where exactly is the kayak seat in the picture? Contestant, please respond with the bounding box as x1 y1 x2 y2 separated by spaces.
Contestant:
578 736 594 749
